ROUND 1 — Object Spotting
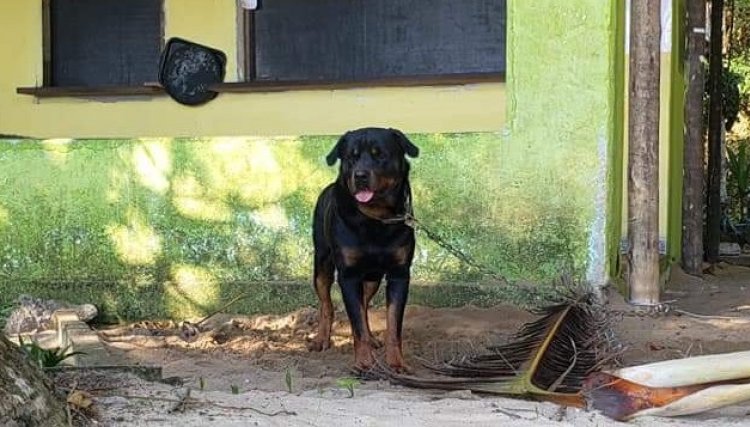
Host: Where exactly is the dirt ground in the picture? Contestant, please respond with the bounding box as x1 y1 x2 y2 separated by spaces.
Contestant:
75 263 750 426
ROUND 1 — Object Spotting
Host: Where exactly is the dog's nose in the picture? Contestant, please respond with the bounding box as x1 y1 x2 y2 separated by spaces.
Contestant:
354 171 368 183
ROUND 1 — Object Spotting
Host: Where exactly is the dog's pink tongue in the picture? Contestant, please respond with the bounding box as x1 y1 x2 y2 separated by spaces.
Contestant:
355 190 374 203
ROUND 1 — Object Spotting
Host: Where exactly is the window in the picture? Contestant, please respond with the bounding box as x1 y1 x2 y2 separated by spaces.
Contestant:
45 0 163 87
243 0 506 84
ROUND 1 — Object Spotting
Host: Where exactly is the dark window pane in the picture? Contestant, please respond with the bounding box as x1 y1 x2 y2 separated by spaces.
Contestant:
252 0 506 82
50 0 162 87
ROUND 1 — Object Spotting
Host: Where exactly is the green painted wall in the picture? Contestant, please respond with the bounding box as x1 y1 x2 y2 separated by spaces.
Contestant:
668 0 686 265
0 0 622 320
609 0 627 282
506 0 617 285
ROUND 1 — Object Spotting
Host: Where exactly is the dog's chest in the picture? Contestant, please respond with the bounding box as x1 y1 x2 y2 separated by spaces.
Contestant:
337 243 407 270
334 222 413 268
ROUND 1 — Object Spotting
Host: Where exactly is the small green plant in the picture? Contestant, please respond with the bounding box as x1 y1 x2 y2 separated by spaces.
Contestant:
199 377 205 391
284 367 294 393
0 302 14 330
727 140 750 220
336 377 362 398
231 384 240 394
17 335 85 368
704 66 743 132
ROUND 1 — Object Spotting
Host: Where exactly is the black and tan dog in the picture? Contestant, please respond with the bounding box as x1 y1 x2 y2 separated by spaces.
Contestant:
308 127 419 373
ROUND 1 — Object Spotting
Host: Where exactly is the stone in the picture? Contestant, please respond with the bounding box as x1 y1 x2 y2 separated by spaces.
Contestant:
719 242 742 256
3 294 98 336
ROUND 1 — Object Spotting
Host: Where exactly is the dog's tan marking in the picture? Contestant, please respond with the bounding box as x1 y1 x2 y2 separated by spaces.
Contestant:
392 245 411 265
340 246 363 266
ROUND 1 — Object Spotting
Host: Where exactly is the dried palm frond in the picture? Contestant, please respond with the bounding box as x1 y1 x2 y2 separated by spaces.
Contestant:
386 283 619 407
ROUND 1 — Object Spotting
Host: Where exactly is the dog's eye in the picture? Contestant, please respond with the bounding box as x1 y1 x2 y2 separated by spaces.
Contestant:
370 147 381 157
345 150 359 163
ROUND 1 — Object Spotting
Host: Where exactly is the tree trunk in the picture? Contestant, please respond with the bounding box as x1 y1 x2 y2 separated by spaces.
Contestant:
682 0 707 276
706 0 725 262
0 335 67 426
627 0 662 305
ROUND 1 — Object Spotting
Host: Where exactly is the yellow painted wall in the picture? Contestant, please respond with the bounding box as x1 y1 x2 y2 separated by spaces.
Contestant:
0 0 506 139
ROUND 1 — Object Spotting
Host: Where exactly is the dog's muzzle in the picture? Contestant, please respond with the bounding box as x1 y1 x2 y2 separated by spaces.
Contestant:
352 171 374 203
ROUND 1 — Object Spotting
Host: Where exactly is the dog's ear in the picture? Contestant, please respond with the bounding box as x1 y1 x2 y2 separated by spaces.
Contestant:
390 128 419 158
326 132 348 166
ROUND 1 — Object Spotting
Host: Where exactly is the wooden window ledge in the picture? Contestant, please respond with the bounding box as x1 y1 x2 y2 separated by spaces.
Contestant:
16 84 166 98
16 73 504 99
212 73 505 93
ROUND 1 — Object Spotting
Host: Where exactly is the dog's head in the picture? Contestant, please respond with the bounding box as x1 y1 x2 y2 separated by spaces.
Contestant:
326 127 419 205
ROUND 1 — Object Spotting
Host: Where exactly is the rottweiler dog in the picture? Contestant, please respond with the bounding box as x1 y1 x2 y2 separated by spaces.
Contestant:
308 127 419 373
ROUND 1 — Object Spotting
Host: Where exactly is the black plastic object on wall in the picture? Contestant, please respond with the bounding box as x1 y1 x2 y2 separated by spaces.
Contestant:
158 38 227 106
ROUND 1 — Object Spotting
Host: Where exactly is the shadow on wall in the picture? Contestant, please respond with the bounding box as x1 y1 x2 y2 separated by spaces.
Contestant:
0 133 591 320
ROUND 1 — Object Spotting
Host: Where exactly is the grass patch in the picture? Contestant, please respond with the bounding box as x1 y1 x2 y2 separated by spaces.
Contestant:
0 300 15 330
17 336 85 368
0 278 568 323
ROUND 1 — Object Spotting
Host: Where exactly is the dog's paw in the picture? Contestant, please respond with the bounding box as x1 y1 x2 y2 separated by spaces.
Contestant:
352 342 376 372
385 348 411 374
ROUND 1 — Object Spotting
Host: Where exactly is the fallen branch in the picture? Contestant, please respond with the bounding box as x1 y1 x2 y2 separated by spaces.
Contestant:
100 393 297 417
673 309 750 322
180 293 250 341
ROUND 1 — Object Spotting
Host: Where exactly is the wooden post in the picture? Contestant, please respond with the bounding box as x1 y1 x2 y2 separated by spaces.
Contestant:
681 0 707 276
627 0 661 305
705 0 724 262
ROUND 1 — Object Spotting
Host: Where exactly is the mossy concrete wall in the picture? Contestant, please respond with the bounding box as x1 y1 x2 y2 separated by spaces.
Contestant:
505 0 618 285
0 0 621 320
0 133 591 320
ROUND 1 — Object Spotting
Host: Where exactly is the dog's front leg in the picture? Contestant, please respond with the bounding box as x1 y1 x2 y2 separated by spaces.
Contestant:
362 279 383 349
339 274 376 372
385 266 410 373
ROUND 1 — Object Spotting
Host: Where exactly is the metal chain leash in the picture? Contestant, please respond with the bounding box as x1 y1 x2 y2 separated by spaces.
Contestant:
384 210 595 308
367 192 511 286
402 214 511 286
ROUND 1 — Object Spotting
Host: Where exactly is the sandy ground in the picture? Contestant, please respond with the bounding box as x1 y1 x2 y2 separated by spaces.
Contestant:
64 263 750 425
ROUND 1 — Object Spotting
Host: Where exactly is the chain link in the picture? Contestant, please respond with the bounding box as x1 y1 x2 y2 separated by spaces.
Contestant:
404 214 510 285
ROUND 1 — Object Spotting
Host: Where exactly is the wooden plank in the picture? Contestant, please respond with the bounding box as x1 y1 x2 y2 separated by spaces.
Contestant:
16 72 503 98
627 0 661 305
243 9 256 81
16 85 166 98
212 72 505 93
42 0 52 87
